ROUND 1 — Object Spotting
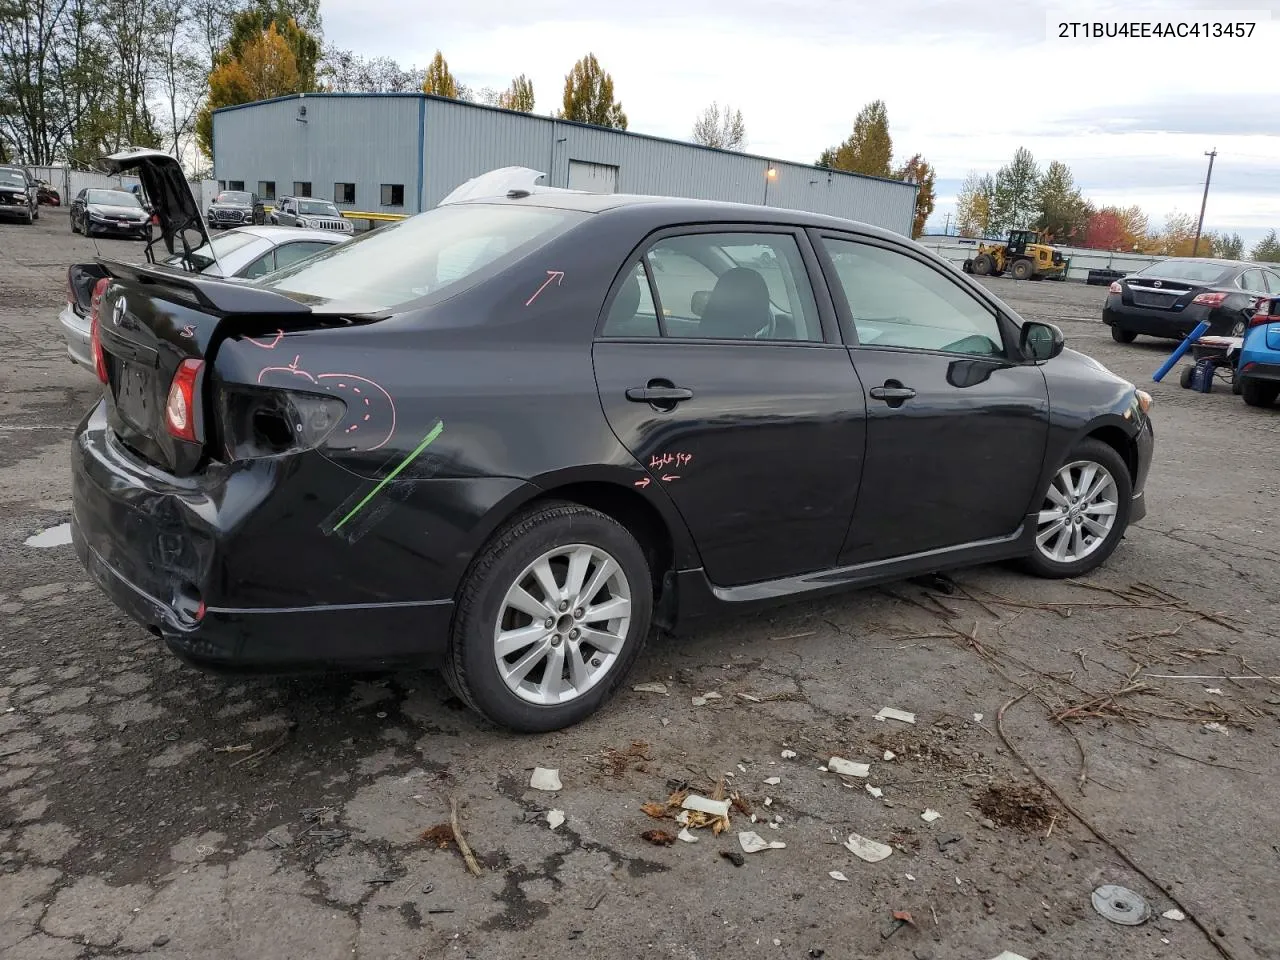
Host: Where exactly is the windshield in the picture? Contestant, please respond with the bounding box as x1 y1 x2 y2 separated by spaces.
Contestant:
256 203 585 312
298 199 340 216
87 189 141 207
216 191 251 204
0 169 27 187
1136 260 1230 284
165 229 262 272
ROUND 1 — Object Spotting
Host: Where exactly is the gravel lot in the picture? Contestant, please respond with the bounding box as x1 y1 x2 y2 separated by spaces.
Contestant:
2 212 1278 960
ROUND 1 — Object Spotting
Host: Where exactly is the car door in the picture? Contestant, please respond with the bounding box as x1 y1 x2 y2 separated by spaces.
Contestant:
72 190 86 227
592 226 867 587
813 232 1050 565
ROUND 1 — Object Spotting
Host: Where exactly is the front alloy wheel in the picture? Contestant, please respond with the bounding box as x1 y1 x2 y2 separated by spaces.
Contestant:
1023 438 1133 578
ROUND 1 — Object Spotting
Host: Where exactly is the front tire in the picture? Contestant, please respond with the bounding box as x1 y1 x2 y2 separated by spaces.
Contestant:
443 502 653 732
972 254 993 277
1023 438 1133 579
1111 325 1137 343
1241 378 1280 408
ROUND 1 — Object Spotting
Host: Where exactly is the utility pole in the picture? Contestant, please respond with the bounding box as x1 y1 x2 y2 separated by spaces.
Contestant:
943 212 952 235
1192 149 1216 257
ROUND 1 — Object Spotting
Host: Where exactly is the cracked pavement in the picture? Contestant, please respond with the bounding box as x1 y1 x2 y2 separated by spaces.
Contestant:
2 215 1279 960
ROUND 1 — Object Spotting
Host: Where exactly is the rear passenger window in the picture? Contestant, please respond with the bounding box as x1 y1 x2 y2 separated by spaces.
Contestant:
821 238 1005 357
643 233 821 341
273 241 331 270
602 262 660 337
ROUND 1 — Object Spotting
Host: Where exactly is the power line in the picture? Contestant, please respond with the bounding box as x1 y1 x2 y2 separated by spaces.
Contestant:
1192 149 1217 257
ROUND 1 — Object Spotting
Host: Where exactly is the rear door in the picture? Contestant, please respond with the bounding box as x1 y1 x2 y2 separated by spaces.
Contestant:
814 232 1050 564
592 226 866 587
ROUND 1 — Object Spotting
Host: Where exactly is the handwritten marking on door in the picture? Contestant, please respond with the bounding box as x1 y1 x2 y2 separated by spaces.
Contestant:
649 452 692 471
525 270 564 306
634 477 651 489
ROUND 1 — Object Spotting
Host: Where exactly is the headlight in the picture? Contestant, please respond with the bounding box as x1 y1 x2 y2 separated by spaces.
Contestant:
304 218 317 227
1135 389 1153 413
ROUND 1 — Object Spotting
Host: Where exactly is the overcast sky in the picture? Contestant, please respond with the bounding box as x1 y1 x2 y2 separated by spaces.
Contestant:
323 0 1280 243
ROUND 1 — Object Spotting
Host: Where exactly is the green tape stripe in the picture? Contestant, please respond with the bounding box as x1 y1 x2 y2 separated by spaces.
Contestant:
332 421 445 532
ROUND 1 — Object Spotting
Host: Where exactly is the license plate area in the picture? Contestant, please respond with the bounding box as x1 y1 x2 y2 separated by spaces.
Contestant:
115 360 160 435
1132 291 1175 309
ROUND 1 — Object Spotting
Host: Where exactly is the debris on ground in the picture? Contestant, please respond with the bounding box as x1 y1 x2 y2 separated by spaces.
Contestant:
875 707 917 724
691 692 723 706
974 783 1058 832
677 827 698 843
731 794 752 816
721 850 746 867
883 750 896 761
844 832 893 862
781 749 798 759
213 743 253 754
682 794 732 818
921 809 941 823
530 767 563 791
641 829 676 846
1203 722 1229 735
24 523 72 548
633 682 669 695
739 830 786 853
547 810 565 830
640 802 668 819
598 741 651 777
973 713 984 722
449 796 484 876
828 871 849 882
1162 908 1186 921
1091 884 1150 925
419 824 455 848
988 953 1031 960
764 776 781 786
866 785 884 799
828 756 871 778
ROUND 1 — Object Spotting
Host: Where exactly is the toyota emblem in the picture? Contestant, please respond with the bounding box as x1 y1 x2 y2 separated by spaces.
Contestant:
1152 280 1162 288
112 296 127 325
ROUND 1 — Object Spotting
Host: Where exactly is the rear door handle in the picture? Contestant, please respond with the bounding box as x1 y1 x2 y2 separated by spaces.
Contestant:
869 385 916 402
626 385 694 403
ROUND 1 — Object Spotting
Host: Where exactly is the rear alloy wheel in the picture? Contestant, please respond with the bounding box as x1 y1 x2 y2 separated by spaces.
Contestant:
1011 259 1034 281
1230 317 1247 338
1241 378 1280 408
444 502 653 732
1111 325 1137 344
1023 439 1132 578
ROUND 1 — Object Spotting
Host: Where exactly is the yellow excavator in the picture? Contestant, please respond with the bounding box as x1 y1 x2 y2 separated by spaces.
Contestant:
962 229 1069 281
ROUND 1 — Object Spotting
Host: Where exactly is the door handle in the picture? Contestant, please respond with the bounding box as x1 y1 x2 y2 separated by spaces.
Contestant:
626 385 694 403
869 384 916 402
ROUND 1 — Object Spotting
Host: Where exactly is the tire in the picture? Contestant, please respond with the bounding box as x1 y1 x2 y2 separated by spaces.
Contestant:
1011 259 1034 281
32 204 39 221
1110 325 1137 344
1022 438 1133 579
1229 317 1247 338
1179 365 1194 389
1241 378 1280 408
443 501 653 732
972 254 993 277
1232 372 1243 396
70 214 79 234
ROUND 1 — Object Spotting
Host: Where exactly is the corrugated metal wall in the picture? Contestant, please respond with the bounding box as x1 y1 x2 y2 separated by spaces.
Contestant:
214 95 420 213
215 94 917 233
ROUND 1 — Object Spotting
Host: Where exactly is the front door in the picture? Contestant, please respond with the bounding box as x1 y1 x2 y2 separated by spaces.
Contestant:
814 233 1050 565
592 227 866 587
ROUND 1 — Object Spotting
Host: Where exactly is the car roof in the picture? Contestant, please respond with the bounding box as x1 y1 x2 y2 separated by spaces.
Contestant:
227 225 350 243
453 192 904 243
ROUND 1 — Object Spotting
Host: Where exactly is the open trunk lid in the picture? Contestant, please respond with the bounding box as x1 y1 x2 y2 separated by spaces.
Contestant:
94 259 311 475
97 148 212 267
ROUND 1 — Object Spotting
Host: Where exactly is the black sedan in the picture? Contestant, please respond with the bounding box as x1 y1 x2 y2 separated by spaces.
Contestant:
1104 258 1279 343
70 152 1155 733
206 189 265 229
0 165 38 223
69 188 151 238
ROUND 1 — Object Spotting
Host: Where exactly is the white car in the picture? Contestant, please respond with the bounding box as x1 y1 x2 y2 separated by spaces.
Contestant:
59 225 349 373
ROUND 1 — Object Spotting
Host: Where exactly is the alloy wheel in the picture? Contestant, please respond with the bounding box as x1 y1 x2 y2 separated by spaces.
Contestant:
1035 460 1120 564
494 543 632 706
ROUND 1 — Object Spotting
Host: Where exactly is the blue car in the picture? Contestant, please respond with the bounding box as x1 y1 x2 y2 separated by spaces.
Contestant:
1238 295 1280 408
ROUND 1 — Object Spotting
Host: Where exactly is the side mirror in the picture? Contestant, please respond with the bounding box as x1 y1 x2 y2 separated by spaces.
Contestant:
691 290 710 317
1021 321 1064 362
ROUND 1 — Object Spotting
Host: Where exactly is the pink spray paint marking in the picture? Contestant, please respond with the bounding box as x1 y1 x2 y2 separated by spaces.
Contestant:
525 270 565 306
256 356 397 451
245 329 285 350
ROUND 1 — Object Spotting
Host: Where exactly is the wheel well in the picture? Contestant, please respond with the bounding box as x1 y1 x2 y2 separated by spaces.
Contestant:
1085 425 1137 482
526 482 675 594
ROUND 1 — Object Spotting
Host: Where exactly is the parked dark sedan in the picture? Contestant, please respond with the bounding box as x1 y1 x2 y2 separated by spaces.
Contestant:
0 165 38 223
269 195 353 233
1104 258 1279 343
206 189 265 229
69 188 151 238
71 152 1155 733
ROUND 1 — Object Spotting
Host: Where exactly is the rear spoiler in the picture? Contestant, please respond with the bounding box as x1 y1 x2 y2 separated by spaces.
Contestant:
96 257 312 316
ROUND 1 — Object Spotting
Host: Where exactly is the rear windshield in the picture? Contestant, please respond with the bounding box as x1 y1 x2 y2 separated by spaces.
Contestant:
164 229 262 272
298 199 340 216
1135 260 1230 284
256 203 585 312
87 189 141 207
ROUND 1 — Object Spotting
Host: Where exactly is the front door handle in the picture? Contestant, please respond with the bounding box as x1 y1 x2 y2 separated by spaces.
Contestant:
626 385 694 404
869 381 916 406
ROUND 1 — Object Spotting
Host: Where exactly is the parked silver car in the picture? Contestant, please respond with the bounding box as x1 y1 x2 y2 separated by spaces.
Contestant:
58 225 349 372
269 195 353 233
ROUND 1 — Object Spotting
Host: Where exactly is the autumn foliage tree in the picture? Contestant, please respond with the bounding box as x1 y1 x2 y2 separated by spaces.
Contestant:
955 171 994 237
895 153 935 238
819 100 893 177
196 23 302 157
560 53 626 129
691 102 746 151
421 50 458 98
499 74 534 112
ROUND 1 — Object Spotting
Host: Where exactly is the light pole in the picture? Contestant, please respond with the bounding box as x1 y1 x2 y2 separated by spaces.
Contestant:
1192 149 1216 257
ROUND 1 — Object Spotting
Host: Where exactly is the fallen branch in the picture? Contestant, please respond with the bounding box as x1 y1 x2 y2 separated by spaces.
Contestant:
449 796 483 877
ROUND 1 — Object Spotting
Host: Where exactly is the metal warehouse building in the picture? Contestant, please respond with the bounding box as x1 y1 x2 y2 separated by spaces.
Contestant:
211 93 917 234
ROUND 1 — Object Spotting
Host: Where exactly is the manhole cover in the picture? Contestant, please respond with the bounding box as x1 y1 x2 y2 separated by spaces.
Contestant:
1092 884 1150 925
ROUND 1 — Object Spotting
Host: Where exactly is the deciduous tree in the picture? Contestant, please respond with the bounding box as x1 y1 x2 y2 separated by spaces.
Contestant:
499 74 534 112
196 22 301 157
821 100 893 177
421 50 458 98
1212 232 1244 259
895 153 935 238
1034 160 1091 242
560 53 626 129
1252 229 1280 262
955 170 994 237
691 102 746 151
989 147 1040 234
1085 208 1126 250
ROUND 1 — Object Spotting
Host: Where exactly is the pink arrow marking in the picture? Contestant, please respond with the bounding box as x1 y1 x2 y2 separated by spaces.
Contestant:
634 477 651 489
525 270 565 307
661 474 680 482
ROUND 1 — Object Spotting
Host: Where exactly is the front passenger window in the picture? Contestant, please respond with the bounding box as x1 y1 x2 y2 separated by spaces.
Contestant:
821 238 1005 356
240 251 276 280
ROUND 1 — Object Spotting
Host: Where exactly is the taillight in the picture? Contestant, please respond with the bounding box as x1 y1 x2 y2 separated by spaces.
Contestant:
88 277 110 384
1249 308 1273 328
1108 281 1122 295
165 359 204 442
1192 292 1228 307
